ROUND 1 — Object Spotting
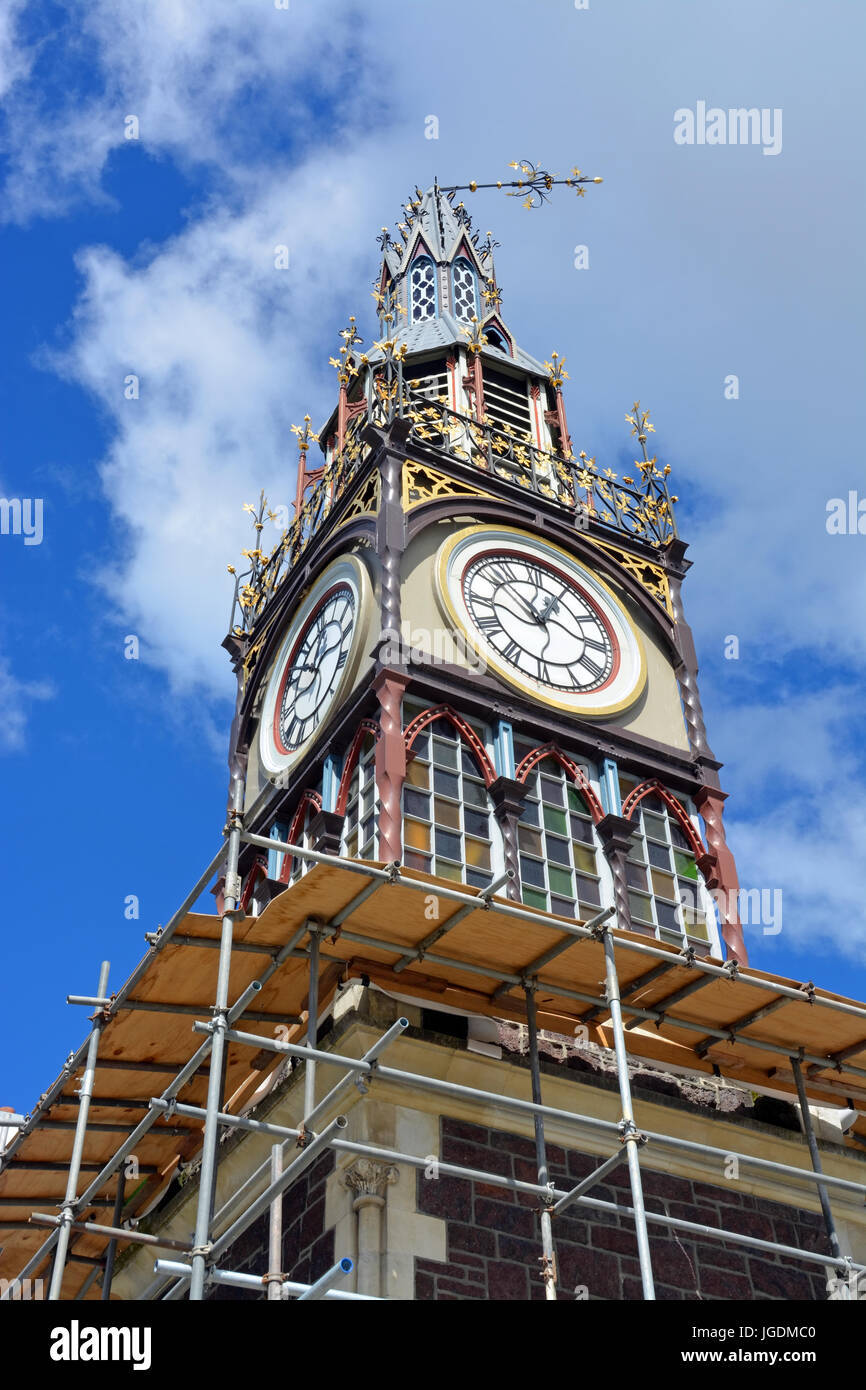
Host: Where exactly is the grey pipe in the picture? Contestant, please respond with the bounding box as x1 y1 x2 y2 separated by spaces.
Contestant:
189 774 245 1302
601 929 655 1300
48 961 111 1301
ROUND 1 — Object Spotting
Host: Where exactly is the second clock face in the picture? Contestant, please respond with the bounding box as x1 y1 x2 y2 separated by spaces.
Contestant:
275 583 356 753
437 526 646 716
259 556 369 775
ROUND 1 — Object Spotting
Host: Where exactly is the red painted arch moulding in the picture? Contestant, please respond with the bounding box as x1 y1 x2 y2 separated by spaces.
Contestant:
514 742 605 824
403 703 497 787
277 789 324 884
621 778 705 858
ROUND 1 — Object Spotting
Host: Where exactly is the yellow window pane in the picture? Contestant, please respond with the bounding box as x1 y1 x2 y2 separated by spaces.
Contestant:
686 913 710 942
406 759 430 789
404 819 431 851
434 797 460 829
573 844 596 873
465 838 491 869
435 860 462 882
651 870 677 901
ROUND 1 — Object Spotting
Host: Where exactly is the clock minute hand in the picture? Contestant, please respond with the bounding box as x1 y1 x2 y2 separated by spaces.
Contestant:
497 582 542 624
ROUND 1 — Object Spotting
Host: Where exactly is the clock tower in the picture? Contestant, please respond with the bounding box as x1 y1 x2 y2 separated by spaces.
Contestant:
225 181 747 968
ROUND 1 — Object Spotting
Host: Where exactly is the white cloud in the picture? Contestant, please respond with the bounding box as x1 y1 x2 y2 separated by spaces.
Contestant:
0 656 53 751
47 151 387 699
0 0 378 221
0 1 29 100
711 689 866 962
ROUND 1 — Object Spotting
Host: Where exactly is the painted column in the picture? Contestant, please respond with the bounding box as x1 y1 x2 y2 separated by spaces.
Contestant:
665 539 713 760
374 670 410 864
376 441 406 653
341 1159 398 1298
596 813 636 936
489 776 528 902
694 786 748 965
309 810 344 858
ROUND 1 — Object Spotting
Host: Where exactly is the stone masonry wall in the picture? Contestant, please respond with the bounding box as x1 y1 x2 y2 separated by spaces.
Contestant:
415 1118 831 1301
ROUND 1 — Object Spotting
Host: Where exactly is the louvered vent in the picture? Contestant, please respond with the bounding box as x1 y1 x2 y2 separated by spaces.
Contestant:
408 356 451 406
483 366 533 438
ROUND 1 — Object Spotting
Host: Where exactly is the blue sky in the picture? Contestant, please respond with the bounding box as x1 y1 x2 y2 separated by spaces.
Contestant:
0 0 864 1111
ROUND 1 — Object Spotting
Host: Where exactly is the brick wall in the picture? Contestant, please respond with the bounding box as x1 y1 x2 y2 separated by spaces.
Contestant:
208 1149 335 1301
415 1118 831 1301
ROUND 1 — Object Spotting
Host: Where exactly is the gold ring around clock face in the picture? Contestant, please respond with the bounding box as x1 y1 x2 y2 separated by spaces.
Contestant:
436 525 647 716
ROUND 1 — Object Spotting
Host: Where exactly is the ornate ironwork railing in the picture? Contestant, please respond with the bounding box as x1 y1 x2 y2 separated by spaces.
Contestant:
401 393 676 548
228 375 676 639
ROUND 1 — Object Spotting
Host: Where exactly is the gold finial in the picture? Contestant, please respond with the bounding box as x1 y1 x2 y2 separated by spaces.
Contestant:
543 351 569 389
460 316 488 355
291 416 320 453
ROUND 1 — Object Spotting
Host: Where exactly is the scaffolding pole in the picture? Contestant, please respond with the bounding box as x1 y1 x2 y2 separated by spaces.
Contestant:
48 961 111 1302
5 822 866 1306
524 986 557 1300
189 771 245 1302
267 1146 282 1303
791 1055 848 1289
304 926 321 1120
100 1165 126 1301
149 1092 866 1280
601 927 655 1300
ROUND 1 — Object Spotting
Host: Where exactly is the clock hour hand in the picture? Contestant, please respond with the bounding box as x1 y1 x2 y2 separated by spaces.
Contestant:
495 583 543 625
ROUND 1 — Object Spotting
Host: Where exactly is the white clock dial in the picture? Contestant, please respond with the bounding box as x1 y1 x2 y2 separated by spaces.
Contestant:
259 556 368 774
462 553 616 693
275 584 355 752
437 526 646 716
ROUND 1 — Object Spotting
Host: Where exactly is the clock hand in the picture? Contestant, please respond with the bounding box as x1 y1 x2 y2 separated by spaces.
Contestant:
495 583 543 624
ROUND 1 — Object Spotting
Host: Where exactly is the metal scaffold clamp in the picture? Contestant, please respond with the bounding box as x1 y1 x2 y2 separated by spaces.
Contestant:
618 1119 647 1149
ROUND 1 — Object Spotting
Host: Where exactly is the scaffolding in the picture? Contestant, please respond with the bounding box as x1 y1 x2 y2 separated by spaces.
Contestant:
2 793 866 1303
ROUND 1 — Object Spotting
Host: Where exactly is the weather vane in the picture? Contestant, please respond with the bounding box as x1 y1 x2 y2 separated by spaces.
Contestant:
438 159 602 211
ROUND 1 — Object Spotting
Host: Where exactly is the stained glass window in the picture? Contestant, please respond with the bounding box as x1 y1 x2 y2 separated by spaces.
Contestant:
341 734 378 861
410 256 436 323
515 757 604 919
402 707 496 889
452 256 478 322
620 781 709 945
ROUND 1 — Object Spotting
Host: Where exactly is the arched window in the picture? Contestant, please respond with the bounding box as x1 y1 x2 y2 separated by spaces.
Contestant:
341 733 378 860
451 257 478 322
278 792 321 884
402 708 497 888
516 755 604 919
410 256 437 323
620 778 710 946
485 325 509 354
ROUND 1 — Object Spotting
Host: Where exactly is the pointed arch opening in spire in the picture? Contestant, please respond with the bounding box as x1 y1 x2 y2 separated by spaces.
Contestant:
451 255 478 322
409 254 437 323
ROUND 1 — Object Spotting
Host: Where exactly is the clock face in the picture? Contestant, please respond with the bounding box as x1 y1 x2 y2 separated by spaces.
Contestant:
462 553 617 693
437 526 646 716
259 557 368 774
274 584 356 753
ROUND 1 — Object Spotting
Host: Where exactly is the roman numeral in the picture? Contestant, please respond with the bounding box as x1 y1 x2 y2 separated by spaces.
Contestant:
580 654 605 679
500 638 523 663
